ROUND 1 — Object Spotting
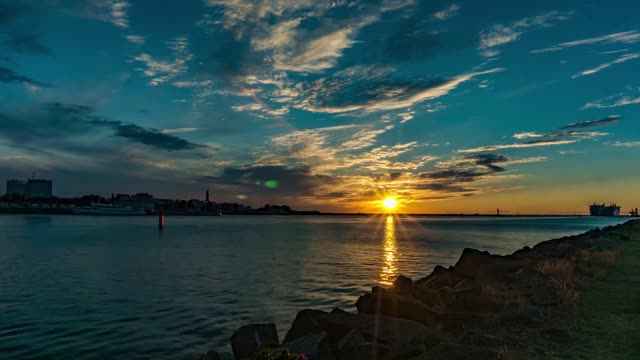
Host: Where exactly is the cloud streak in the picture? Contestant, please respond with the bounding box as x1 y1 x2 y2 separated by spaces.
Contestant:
532 30 640 53
572 53 639 78
459 139 577 153
0 66 50 87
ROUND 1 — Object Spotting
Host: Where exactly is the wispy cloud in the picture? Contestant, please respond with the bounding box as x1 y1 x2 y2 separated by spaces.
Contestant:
125 35 145 44
298 68 504 114
513 130 608 139
611 141 640 148
572 53 639 78
479 10 572 57
76 0 130 28
133 36 192 86
160 128 199 134
583 88 640 109
459 139 577 153
532 30 640 53
433 4 461 21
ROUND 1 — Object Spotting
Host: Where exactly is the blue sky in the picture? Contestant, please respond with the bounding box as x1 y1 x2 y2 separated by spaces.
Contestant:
1 0 639 213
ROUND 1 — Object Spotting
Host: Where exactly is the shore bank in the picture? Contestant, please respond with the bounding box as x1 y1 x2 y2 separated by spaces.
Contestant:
213 219 639 360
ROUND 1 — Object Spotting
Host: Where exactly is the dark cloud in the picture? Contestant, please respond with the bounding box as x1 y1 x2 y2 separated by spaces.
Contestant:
91 119 208 151
6 33 51 55
199 165 334 196
469 153 508 172
0 103 209 152
561 115 621 129
0 66 50 87
421 153 508 182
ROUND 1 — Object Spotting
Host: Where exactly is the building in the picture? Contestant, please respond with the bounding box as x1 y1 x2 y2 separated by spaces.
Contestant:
25 179 53 199
6 180 27 196
114 194 132 208
131 193 154 210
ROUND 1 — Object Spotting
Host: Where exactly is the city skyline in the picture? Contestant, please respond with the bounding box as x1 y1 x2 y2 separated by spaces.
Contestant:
1 0 639 214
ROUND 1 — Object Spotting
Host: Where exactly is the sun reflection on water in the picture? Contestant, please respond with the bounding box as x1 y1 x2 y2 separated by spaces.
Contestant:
379 215 398 286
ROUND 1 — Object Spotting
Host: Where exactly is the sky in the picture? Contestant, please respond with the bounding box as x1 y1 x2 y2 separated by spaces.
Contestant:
0 0 639 214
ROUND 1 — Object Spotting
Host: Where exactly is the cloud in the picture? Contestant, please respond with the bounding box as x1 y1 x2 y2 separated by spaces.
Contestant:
513 130 609 139
433 4 461 21
133 36 192 86
0 103 208 153
199 165 336 198
0 66 50 87
90 120 208 151
561 115 621 129
5 34 51 55
572 53 639 78
480 11 572 56
160 128 199 134
125 35 145 44
75 0 130 28
297 68 504 114
532 30 640 53
611 141 640 148
459 139 577 153
583 89 640 109
274 28 357 73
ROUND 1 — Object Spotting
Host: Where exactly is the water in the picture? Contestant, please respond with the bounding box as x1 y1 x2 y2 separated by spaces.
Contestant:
0 215 628 359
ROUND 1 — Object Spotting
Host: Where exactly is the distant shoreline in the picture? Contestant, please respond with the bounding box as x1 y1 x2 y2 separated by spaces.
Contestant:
0 207 625 217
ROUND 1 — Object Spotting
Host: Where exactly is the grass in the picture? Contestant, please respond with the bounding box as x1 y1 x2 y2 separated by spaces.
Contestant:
556 222 640 360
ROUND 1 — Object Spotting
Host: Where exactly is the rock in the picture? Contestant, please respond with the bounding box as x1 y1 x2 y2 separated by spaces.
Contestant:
392 275 413 293
415 265 467 290
199 350 222 360
285 331 334 360
283 309 430 359
355 288 440 325
230 323 279 360
336 329 366 353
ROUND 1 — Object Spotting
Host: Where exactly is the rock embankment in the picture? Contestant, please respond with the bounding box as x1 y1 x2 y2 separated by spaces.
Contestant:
209 220 639 360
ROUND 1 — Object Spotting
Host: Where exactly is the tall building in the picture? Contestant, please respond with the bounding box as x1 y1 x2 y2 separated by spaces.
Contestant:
25 179 53 199
6 180 27 196
206 188 210 203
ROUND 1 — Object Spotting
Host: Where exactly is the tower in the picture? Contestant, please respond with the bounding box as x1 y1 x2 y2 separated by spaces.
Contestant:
206 188 210 203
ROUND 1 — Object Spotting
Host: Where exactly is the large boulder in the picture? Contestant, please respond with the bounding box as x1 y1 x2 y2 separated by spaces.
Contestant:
355 287 441 325
230 323 280 360
285 331 335 360
337 329 391 360
283 309 431 359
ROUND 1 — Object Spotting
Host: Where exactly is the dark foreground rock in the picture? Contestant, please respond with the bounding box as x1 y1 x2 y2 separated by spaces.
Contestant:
230 323 279 360
226 220 639 360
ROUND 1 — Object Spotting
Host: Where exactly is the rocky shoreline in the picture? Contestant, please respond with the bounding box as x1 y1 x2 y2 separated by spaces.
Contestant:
207 220 639 360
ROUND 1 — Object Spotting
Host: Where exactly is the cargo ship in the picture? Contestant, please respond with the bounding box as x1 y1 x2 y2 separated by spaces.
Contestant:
589 203 621 217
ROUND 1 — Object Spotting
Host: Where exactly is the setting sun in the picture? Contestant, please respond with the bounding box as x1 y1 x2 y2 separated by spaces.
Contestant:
382 197 398 211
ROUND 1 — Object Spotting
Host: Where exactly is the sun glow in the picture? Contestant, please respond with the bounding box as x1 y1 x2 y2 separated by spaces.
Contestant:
382 197 398 211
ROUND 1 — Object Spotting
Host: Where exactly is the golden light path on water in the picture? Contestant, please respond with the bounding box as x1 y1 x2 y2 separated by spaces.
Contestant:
379 215 398 286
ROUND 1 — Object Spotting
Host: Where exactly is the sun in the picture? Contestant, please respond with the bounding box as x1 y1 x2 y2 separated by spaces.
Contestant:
382 197 398 211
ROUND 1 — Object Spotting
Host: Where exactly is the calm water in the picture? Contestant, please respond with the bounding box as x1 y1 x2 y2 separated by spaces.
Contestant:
0 215 628 359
